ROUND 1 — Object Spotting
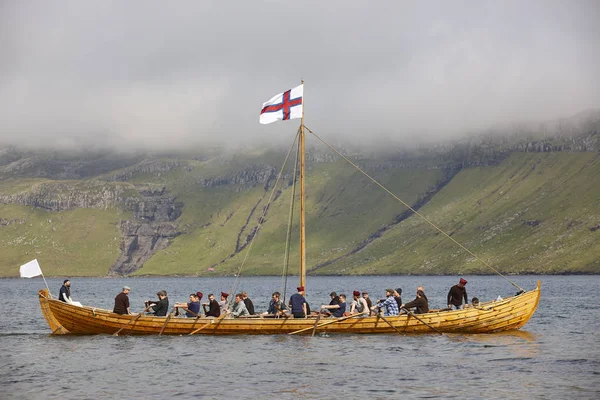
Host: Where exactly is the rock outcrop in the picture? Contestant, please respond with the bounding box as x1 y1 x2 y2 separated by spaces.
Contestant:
110 186 183 275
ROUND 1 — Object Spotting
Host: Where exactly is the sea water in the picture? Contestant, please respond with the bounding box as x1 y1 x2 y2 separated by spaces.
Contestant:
1 275 599 399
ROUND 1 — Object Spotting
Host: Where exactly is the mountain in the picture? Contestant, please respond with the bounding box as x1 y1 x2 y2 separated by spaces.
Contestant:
1 110 600 277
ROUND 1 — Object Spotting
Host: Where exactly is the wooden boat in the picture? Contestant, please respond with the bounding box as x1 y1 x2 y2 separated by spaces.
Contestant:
38 81 541 335
38 282 540 335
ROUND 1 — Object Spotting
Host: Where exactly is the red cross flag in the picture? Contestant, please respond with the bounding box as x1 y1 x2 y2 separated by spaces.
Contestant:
259 84 303 124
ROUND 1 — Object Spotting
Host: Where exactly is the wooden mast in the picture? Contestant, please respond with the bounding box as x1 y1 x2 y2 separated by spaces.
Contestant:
299 79 306 291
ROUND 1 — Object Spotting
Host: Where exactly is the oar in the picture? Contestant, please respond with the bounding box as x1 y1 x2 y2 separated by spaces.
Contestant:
311 311 322 337
402 308 443 335
158 307 177 336
273 303 289 319
113 306 150 336
189 312 227 336
289 311 367 335
376 313 404 336
179 308 202 319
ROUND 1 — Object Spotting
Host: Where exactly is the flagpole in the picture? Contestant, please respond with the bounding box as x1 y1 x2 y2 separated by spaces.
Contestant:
41 273 51 296
299 79 306 292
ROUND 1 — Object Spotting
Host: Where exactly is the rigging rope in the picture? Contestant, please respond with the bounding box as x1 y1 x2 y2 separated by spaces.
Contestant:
281 129 301 302
227 130 301 303
303 125 524 292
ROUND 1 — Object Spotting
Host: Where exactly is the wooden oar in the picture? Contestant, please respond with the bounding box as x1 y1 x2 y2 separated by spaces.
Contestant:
113 306 150 336
311 311 322 337
289 311 367 335
158 307 177 336
189 312 227 336
178 308 202 319
376 313 404 336
402 308 443 335
273 303 289 319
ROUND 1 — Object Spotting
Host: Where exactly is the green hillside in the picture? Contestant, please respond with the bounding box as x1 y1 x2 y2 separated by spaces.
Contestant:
319 152 600 275
139 160 444 276
1 147 600 277
0 204 125 276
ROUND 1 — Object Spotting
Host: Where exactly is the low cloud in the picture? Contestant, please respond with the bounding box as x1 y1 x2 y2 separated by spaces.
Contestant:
1 1 599 151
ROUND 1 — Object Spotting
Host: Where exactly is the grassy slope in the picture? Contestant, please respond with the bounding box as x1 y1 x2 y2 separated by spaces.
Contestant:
137 158 444 275
321 152 600 275
2 151 599 277
0 204 126 277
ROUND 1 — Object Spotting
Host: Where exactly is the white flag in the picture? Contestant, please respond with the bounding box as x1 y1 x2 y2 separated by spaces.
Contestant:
259 84 303 124
20 259 43 278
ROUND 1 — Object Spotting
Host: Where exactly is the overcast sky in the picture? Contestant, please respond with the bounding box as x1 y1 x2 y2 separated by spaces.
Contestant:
1 0 599 150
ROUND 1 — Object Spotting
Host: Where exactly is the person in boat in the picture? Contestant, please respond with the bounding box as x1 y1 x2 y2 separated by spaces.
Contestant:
231 294 250 317
393 288 402 310
289 286 308 319
242 292 255 315
218 292 230 314
320 291 341 317
321 294 347 318
174 293 201 317
148 290 169 316
203 293 221 317
401 288 429 314
362 291 374 316
447 278 468 309
371 289 399 316
329 292 341 307
113 286 131 315
263 291 287 317
465 297 480 308
58 279 73 303
350 291 369 317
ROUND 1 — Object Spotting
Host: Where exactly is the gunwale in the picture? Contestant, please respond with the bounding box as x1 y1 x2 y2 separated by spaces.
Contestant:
38 281 540 335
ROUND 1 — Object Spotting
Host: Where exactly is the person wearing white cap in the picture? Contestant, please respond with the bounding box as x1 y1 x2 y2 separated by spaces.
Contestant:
113 286 131 315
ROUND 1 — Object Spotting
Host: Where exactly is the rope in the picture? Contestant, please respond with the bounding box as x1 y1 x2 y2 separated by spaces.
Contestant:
227 130 302 304
281 128 301 302
303 125 524 292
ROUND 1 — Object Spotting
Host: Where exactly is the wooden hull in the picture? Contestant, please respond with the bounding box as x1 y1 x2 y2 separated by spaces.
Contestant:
38 282 540 336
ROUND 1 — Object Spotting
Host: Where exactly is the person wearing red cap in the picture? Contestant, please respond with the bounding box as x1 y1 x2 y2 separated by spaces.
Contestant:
350 290 369 317
447 278 469 309
174 293 201 317
219 292 230 314
288 286 307 319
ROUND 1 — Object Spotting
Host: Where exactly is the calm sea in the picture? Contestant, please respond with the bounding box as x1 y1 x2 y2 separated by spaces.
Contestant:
1 275 599 399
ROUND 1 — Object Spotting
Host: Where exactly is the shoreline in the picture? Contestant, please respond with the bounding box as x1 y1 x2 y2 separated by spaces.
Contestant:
3 271 599 279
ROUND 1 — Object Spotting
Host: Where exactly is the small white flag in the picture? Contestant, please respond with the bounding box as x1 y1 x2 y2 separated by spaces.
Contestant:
20 259 43 278
259 84 303 124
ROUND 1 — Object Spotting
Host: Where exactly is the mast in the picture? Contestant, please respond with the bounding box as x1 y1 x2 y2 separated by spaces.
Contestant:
299 79 306 290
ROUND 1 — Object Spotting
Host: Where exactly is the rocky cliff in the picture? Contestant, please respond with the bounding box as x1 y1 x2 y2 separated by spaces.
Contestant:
0 179 183 276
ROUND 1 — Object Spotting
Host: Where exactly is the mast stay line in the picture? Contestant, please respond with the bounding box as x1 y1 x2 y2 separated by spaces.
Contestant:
228 129 302 301
303 125 524 292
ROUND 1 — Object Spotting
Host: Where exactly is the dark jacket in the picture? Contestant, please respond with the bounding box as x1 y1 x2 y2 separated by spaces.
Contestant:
403 296 429 314
151 297 169 316
447 285 468 307
394 295 402 310
59 285 70 302
205 299 221 317
113 292 130 315
243 297 255 315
